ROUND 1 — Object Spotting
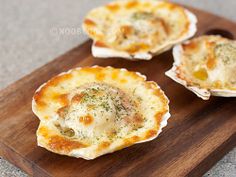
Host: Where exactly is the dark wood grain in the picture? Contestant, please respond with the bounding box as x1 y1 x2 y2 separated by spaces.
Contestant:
0 6 236 177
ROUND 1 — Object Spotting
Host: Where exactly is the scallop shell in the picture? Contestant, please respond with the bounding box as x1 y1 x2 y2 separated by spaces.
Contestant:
83 0 197 60
166 35 236 100
32 66 170 159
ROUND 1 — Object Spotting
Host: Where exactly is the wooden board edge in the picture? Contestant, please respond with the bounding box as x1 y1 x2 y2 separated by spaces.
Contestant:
0 140 51 177
188 133 236 177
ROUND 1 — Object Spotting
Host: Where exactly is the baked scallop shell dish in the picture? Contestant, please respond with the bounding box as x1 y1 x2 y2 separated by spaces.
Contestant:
166 35 236 100
82 0 197 60
32 66 170 159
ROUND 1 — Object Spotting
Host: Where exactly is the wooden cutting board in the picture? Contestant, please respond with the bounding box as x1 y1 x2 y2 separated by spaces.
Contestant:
0 6 235 177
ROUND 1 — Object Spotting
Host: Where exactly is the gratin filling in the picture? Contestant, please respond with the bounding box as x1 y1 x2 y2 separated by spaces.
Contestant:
107 11 168 53
181 37 236 90
84 0 193 54
54 83 144 144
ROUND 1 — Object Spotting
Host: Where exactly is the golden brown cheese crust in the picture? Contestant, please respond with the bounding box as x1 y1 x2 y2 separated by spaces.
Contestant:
83 0 196 57
33 66 170 159
49 135 87 153
38 125 87 153
34 74 72 110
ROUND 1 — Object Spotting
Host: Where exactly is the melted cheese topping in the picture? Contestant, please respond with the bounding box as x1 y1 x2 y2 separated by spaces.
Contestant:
83 0 196 56
178 36 236 91
56 83 143 144
33 66 170 159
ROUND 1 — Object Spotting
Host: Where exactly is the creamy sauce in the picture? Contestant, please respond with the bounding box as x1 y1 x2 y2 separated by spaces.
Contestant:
55 83 144 144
